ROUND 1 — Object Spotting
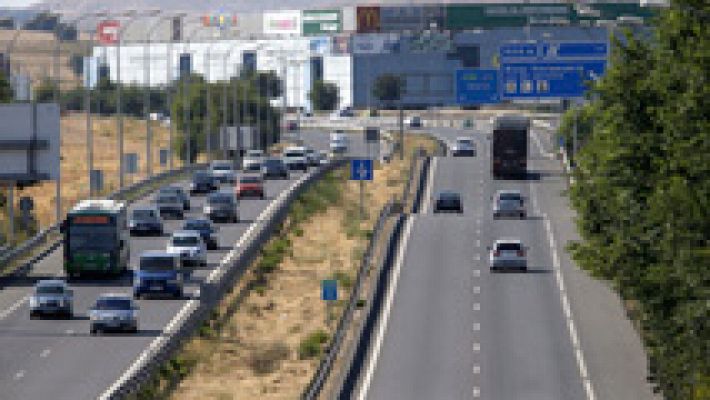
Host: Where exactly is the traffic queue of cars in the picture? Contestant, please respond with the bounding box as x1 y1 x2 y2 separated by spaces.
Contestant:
31 146 328 334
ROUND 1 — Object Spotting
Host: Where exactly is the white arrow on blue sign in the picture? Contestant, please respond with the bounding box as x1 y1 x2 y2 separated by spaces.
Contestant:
350 159 373 181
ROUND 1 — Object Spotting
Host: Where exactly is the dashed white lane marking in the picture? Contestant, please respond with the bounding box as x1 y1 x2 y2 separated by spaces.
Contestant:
0 296 29 321
421 157 438 214
473 303 481 311
473 364 481 374
474 254 481 261
39 348 51 358
64 329 74 336
473 286 481 294
13 370 25 381
473 322 481 331
473 343 480 352
475 239 481 247
358 216 415 400
531 128 555 159
473 269 481 277
473 387 481 397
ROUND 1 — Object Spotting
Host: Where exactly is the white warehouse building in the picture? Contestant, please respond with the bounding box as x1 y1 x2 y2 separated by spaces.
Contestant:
90 38 353 110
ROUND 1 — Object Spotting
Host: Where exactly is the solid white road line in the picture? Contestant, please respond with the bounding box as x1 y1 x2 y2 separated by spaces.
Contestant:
39 348 51 358
0 296 29 321
357 216 415 400
421 157 438 214
531 128 556 159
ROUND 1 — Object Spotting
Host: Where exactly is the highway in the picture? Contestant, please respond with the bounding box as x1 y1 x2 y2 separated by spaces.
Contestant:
0 130 367 400
359 115 655 400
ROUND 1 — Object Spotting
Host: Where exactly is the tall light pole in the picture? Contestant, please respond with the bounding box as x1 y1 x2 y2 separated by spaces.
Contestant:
116 10 159 188
221 43 241 160
180 24 212 165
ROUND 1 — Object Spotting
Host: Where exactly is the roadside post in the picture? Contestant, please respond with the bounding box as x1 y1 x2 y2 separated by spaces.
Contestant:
365 127 379 161
350 159 373 220
322 279 338 326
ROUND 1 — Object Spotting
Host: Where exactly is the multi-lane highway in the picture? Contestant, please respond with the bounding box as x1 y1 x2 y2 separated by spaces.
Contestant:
358 115 655 400
0 130 369 400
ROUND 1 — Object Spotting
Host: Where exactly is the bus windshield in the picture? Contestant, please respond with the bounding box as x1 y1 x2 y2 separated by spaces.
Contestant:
68 224 116 251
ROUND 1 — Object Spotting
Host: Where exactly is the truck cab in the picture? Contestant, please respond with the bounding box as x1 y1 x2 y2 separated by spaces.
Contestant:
133 251 183 299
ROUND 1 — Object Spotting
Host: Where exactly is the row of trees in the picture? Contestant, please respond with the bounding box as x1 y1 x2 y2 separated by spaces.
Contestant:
560 1 708 399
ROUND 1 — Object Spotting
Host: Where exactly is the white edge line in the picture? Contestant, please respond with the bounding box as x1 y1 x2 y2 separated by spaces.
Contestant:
357 216 415 400
99 169 318 400
0 296 29 320
420 157 438 214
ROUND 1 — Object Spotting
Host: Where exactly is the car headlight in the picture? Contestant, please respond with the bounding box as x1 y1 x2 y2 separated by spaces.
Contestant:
90 313 99 321
129 221 136 228
204 206 212 213
29 297 38 307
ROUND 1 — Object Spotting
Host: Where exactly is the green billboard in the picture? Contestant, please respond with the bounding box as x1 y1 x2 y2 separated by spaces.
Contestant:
445 3 576 29
302 9 342 35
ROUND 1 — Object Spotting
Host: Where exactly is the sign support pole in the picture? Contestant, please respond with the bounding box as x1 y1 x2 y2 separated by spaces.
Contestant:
7 185 14 244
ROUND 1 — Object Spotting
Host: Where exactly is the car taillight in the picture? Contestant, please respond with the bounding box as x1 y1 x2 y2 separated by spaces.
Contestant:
494 250 500 256
517 250 525 257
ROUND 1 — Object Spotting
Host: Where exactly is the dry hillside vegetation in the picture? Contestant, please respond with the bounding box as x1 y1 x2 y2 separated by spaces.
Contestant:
166 134 436 399
14 112 177 226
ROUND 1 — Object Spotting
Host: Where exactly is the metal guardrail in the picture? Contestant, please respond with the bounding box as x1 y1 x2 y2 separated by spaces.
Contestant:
0 163 206 279
103 160 346 399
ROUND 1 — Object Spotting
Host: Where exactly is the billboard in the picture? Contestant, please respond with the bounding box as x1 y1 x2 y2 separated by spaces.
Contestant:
97 20 120 45
445 4 575 30
0 103 60 182
380 6 444 32
303 10 342 35
263 10 301 35
352 33 400 54
357 6 381 33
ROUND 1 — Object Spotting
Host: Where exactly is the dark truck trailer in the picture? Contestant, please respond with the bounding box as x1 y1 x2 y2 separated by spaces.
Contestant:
492 115 529 179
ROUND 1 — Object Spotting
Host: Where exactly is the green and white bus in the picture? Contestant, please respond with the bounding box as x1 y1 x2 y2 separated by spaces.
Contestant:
61 200 130 278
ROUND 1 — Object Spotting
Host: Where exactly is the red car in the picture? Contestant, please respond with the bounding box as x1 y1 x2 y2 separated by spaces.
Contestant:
236 175 265 199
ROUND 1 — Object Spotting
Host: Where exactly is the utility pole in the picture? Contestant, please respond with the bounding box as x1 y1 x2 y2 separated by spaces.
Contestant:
204 47 212 163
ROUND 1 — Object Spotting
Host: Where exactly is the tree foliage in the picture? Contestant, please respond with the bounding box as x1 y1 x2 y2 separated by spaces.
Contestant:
0 70 12 102
308 80 339 111
566 2 709 398
372 73 405 103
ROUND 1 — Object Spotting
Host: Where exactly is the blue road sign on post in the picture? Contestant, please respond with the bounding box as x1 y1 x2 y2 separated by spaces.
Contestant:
500 60 606 99
455 69 500 105
350 159 373 181
322 279 338 301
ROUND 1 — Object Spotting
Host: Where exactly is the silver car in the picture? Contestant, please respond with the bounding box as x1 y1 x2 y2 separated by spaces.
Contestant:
29 279 73 319
89 294 138 334
155 193 184 219
489 239 528 272
493 190 526 219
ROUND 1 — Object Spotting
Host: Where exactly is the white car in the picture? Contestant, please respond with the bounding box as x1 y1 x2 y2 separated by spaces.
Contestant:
242 150 264 172
493 190 526 219
283 146 308 172
329 132 349 154
209 160 235 184
166 230 207 267
489 239 527 272
452 136 476 157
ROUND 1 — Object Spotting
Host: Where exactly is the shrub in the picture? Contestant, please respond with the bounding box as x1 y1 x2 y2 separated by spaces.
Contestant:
247 342 290 375
298 330 329 359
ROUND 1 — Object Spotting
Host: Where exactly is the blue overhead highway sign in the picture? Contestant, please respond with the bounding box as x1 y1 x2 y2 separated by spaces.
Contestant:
500 60 606 99
500 41 608 61
350 159 373 181
456 69 500 105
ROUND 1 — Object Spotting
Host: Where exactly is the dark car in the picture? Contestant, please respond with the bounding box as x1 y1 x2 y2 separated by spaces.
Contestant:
129 206 163 236
190 171 219 194
261 158 289 180
433 191 463 214
158 185 190 210
204 191 239 223
182 218 219 250
236 175 265 199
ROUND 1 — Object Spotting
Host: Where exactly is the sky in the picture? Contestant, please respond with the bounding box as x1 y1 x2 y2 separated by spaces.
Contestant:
0 0 42 8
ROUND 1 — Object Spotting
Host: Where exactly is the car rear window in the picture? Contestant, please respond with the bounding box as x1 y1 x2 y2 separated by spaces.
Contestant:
158 195 178 203
95 298 132 310
438 192 460 201
457 139 474 146
172 236 200 246
499 193 522 201
209 194 234 204
133 210 155 219
497 242 521 251
193 173 211 182
212 165 231 171
36 285 64 294
240 176 261 184
140 257 176 271
184 220 209 230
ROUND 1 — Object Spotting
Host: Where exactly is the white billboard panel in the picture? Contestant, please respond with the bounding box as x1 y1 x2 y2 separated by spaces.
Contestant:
0 103 60 182
263 11 301 35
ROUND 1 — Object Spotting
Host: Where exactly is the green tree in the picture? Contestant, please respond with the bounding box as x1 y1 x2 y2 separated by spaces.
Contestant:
566 2 709 398
308 80 339 111
0 70 12 102
372 73 405 104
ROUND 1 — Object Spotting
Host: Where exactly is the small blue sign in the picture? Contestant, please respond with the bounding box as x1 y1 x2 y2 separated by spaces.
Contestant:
501 41 608 61
322 279 338 301
455 69 500 105
350 159 373 181
499 43 539 59
500 60 606 99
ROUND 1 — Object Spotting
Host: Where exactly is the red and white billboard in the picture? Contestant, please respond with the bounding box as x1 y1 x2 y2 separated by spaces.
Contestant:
97 20 120 45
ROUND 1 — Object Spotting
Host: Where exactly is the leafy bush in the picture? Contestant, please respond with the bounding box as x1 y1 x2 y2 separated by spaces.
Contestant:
248 342 290 375
298 330 329 359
